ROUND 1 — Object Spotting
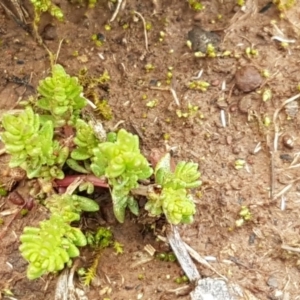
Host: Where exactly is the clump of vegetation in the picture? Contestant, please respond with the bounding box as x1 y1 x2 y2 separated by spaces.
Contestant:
37 64 87 126
1 106 69 179
30 0 64 23
1 64 201 279
188 0 205 11
19 193 99 279
78 68 113 120
91 129 153 222
81 227 123 285
188 80 210 92
145 153 201 224
273 0 296 11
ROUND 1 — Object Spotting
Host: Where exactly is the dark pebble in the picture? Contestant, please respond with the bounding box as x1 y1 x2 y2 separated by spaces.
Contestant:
187 26 220 53
42 24 57 40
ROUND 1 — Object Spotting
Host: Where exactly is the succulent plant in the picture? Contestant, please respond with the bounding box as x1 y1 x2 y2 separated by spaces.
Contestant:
19 193 99 280
37 64 87 127
1 106 68 179
145 153 201 224
91 129 153 222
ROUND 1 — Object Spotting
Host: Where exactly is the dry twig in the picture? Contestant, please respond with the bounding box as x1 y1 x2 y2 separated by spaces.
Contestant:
133 11 149 52
110 0 124 22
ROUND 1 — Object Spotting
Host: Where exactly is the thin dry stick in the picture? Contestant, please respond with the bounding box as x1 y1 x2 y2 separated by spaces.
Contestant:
281 245 300 253
134 11 149 52
110 0 123 22
270 150 275 199
54 39 64 65
170 77 180 106
183 242 228 281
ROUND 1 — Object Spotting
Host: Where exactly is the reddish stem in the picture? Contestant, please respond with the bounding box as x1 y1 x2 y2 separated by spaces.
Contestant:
55 175 109 188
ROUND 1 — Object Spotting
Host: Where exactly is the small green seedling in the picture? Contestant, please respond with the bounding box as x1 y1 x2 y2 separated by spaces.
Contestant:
188 80 210 92
245 47 259 57
235 205 252 227
188 0 205 11
145 63 155 72
262 88 272 102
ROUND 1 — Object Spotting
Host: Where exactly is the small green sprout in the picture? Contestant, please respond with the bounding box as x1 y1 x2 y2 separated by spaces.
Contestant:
188 80 210 92
176 110 189 118
163 133 170 140
167 71 173 79
186 40 192 50
146 22 152 31
245 47 259 57
0 186 8 196
2 289 14 296
206 43 216 58
273 0 296 11
104 24 111 31
175 275 189 284
235 206 252 227
113 241 124 254
146 99 158 108
88 0 98 8
234 159 245 170
156 252 177 262
145 63 155 72
176 104 199 118
262 88 272 102
237 0 245 6
91 34 104 47
261 69 270 78
194 51 206 58
159 31 166 42
122 23 129 29
263 115 271 127
281 42 289 49
98 70 110 84
188 0 205 11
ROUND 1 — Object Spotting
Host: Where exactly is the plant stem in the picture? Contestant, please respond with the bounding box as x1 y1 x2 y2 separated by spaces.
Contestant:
55 175 109 188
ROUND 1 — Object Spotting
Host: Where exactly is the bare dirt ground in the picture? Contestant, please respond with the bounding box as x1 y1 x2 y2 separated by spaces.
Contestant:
1 0 300 299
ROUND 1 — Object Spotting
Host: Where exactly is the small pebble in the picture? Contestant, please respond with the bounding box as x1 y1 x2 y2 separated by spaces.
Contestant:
268 289 283 300
238 95 252 113
229 104 238 113
211 79 220 86
235 66 262 92
194 12 202 21
42 24 57 40
267 275 278 288
232 146 241 154
226 136 233 145
282 134 294 149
